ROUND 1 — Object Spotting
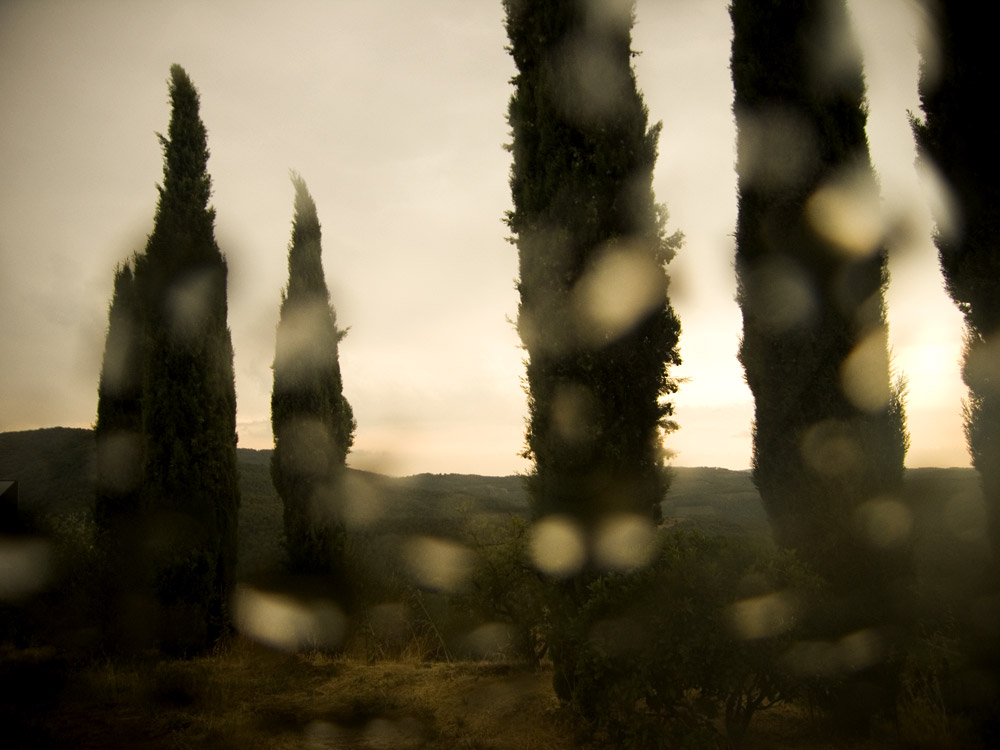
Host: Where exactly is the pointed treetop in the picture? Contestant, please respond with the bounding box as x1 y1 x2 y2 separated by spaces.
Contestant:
154 64 213 228
284 172 329 303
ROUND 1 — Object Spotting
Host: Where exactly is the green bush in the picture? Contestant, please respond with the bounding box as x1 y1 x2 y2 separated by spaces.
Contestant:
552 530 822 748
453 514 549 665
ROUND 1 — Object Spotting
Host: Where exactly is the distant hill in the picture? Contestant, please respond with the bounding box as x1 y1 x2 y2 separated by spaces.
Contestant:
0 427 98 517
1 427 987 587
0 427 761 526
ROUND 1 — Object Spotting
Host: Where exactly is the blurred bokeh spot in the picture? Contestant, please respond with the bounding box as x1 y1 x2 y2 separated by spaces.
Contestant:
0 536 52 601
166 269 216 343
730 590 796 641
839 328 892 412
806 164 884 258
800 419 862 476
529 515 586 579
403 536 472 593
782 627 883 678
853 496 912 549
233 584 346 652
573 242 667 345
592 513 656 571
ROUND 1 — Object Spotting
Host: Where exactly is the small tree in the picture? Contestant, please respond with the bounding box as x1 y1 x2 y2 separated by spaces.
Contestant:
271 174 355 581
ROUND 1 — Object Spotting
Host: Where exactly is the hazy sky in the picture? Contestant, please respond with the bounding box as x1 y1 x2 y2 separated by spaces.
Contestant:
0 0 969 476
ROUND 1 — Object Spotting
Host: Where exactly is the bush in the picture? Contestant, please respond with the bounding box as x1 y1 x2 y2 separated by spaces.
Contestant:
552 530 822 748
452 514 549 665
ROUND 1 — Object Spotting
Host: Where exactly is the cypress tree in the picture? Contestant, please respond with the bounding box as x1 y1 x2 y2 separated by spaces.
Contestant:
95 260 144 531
94 64 239 653
504 0 682 701
731 0 909 731
913 4 1000 562
140 64 240 652
505 0 681 527
914 6 1000 736
271 174 355 580
95 259 147 647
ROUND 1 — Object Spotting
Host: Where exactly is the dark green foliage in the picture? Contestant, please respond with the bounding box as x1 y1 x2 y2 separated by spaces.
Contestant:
913 3 1000 563
730 0 908 605
731 2 913 734
271 174 355 579
94 262 143 533
914 10 1000 738
94 261 148 650
93 65 240 653
504 0 681 528
504 0 682 716
555 531 820 748
454 514 548 665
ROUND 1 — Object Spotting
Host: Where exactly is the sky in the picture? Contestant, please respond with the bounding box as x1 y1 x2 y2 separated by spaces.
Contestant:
0 0 969 476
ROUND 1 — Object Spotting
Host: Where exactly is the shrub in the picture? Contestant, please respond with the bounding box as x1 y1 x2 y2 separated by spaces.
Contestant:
553 530 821 747
453 514 549 665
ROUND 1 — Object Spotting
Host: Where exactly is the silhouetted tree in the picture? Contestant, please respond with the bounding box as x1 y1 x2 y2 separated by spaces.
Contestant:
731 0 909 733
913 3 1000 562
95 260 143 532
271 174 355 580
95 259 147 648
95 65 239 654
505 0 681 526
504 0 681 703
913 6 1000 739
139 64 240 653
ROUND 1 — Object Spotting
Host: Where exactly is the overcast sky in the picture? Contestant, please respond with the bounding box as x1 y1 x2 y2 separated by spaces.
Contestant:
0 0 969 476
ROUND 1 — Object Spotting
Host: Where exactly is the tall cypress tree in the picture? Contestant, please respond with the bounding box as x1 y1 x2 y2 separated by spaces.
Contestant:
505 0 681 528
914 7 1000 736
271 174 355 579
504 0 682 701
731 0 909 731
94 65 239 653
913 4 1000 562
140 64 240 652
95 259 147 647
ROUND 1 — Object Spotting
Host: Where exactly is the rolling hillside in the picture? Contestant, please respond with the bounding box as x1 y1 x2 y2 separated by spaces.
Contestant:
1 426 987 582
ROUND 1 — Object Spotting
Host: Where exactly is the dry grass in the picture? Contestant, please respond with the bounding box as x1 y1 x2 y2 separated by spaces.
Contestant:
5 637 983 749
13 637 574 749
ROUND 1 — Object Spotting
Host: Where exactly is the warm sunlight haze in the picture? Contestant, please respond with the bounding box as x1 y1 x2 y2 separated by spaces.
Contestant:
0 0 969 474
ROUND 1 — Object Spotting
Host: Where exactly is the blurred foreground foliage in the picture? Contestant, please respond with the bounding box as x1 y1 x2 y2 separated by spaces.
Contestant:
0 428 995 747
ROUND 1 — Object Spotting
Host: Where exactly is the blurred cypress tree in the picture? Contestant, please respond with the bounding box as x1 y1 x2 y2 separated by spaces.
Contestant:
271 174 355 581
913 3 1000 562
913 5 1000 738
95 260 143 531
731 0 910 733
95 64 240 654
95 260 147 648
503 0 682 702
505 0 681 526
